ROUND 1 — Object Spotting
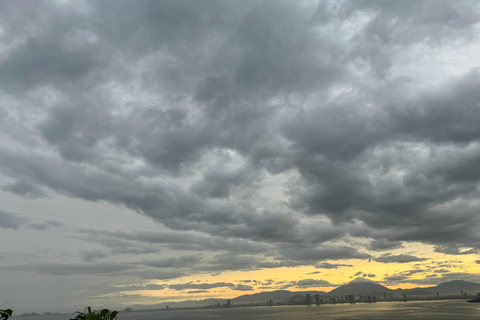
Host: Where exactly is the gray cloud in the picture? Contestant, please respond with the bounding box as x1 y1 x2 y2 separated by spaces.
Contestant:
384 272 480 286
2 262 134 275
374 254 428 264
27 220 63 231
81 250 108 263
1 179 48 199
287 279 334 288
1 0 480 313
434 246 478 255
232 284 254 291
367 239 403 251
0 0 479 252
141 255 202 268
129 270 188 280
278 245 371 263
0 210 29 230
168 282 236 291
316 262 353 269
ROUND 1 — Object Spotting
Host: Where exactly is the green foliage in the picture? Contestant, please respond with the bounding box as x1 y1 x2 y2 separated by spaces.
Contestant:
0 309 13 320
69 307 118 320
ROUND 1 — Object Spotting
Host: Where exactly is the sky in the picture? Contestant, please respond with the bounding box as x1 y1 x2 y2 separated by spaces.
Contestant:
1 0 480 314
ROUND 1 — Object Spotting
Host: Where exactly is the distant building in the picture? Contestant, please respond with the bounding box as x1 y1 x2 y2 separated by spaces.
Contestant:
315 294 320 305
124 308 132 312
226 300 231 308
306 293 312 305
348 295 355 304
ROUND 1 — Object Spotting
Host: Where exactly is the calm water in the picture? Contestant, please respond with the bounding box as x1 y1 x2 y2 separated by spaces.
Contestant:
14 300 480 320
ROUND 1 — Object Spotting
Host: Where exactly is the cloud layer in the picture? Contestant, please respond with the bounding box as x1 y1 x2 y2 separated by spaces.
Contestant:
1 0 480 314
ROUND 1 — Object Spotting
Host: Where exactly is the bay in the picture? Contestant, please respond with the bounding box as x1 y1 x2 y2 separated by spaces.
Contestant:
13 300 480 320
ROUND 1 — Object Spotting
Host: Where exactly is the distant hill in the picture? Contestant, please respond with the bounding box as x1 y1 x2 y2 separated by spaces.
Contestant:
287 294 306 301
232 290 296 302
132 298 227 310
128 280 480 310
329 282 395 296
398 288 434 296
233 290 328 303
286 291 329 301
432 280 480 295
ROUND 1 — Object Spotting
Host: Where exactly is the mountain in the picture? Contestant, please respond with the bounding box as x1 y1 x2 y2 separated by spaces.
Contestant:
232 290 296 302
287 294 306 301
329 282 395 296
286 291 329 301
232 290 328 303
432 280 480 295
398 288 434 296
130 280 480 311
132 298 227 310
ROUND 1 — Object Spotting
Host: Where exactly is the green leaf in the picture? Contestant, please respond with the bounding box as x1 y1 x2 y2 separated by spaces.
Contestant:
100 309 109 319
110 311 118 320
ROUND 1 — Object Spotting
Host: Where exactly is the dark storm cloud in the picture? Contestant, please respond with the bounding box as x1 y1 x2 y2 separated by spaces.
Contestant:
0 210 29 230
373 254 428 264
0 0 480 279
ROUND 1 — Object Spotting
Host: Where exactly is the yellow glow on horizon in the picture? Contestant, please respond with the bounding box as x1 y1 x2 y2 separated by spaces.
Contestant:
114 243 480 302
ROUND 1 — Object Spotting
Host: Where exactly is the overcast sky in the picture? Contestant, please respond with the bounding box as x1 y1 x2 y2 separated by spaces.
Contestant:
1 0 480 314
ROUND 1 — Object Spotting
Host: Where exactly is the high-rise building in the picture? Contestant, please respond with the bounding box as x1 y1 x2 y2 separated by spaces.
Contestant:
305 293 312 305
315 294 320 305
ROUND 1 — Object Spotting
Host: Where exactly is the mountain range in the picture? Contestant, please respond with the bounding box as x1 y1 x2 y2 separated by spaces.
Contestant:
321 280 480 297
130 280 480 310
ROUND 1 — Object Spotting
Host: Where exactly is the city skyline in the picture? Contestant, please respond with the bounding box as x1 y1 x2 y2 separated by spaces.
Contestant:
1 0 480 315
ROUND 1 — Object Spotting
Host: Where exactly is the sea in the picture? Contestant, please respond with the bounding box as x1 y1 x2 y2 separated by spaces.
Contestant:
13 300 480 320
